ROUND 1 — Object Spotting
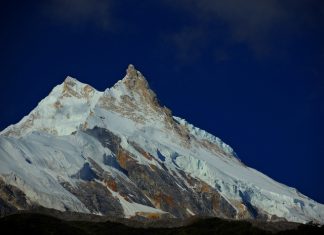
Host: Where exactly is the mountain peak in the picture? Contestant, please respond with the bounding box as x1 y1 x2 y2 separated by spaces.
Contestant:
126 64 139 79
117 65 159 111
61 76 98 99
123 64 148 85
1 65 324 224
64 75 78 83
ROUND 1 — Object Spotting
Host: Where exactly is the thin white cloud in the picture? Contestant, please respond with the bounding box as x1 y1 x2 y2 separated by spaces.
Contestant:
44 0 112 30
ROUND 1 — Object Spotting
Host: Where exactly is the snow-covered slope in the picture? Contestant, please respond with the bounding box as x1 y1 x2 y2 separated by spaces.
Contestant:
0 65 323 223
1 76 102 137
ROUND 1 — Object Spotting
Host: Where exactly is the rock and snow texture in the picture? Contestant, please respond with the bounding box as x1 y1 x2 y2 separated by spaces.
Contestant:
0 64 323 223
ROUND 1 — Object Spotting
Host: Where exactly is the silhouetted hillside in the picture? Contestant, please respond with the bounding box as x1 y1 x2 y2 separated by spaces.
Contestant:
0 213 323 235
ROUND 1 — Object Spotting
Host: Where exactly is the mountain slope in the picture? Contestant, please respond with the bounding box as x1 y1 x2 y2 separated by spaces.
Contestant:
0 65 323 223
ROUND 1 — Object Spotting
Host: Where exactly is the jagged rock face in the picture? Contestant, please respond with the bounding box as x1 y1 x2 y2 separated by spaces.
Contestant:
60 127 240 219
0 65 324 223
0 178 34 216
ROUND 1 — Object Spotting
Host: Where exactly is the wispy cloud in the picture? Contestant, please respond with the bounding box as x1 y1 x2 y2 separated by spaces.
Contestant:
44 0 112 30
189 0 285 52
163 0 324 61
164 26 208 63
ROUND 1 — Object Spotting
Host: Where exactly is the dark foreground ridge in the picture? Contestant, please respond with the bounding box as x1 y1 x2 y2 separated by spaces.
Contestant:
0 212 323 235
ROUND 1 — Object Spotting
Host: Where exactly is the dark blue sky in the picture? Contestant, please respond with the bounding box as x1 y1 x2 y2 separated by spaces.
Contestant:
1 1 323 202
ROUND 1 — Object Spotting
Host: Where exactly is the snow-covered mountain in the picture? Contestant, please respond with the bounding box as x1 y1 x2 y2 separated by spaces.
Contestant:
0 65 323 223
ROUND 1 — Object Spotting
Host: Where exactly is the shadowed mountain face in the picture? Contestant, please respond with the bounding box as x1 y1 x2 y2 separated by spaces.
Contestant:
0 213 323 235
0 65 323 223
